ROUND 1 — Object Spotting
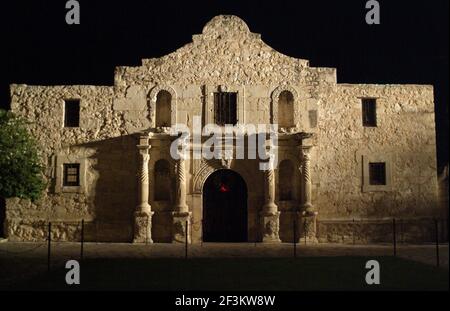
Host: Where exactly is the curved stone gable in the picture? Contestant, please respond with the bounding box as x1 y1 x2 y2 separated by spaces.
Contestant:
202 15 251 38
116 15 323 87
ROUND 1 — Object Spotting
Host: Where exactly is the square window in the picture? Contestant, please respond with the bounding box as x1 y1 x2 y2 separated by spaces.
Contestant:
362 98 377 127
214 92 237 126
369 162 386 185
64 99 80 127
63 163 80 186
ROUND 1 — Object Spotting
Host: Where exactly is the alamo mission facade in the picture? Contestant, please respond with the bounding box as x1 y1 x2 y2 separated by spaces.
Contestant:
5 15 443 243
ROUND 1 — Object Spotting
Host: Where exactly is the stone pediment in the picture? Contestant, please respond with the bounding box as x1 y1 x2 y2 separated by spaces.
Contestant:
116 15 325 86
200 15 254 40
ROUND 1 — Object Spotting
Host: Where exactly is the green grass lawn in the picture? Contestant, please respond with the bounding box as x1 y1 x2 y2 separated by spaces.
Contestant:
6 256 449 291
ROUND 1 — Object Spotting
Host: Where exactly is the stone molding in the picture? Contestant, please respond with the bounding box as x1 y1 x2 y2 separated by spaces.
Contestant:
55 153 87 194
270 85 300 127
192 159 252 194
148 84 177 127
203 84 245 126
361 153 393 192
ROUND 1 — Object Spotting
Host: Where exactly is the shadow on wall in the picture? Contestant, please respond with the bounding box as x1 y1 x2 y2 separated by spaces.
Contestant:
77 135 138 242
46 134 446 244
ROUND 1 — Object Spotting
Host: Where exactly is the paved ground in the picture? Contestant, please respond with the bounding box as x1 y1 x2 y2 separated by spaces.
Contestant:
0 242 447 289
1 241 447 263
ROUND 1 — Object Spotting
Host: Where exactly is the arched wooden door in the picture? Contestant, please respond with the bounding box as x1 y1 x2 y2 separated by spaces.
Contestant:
202 169 248 242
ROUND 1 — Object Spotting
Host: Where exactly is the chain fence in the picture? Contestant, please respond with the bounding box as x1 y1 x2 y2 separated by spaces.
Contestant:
0 216 448 269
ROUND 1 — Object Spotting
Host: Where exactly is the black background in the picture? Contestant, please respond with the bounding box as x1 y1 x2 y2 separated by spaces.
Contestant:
0 0 448 171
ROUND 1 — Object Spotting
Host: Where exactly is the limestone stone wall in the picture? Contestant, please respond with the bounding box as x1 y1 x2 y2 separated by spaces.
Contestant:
437 166 449 241
110 15 334 134
313 84 440 242
7 85 137 241
5 15 442 243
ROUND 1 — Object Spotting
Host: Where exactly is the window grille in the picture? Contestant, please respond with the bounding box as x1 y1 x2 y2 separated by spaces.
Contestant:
369 162 386 185
63 163 80 186
214 92 237 125
362 98 377 127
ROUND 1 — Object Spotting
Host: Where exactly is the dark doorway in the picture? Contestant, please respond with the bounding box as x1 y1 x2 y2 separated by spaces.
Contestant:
202 169 248 242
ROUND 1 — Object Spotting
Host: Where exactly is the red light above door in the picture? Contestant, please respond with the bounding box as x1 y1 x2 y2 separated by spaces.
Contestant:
219 183 230 193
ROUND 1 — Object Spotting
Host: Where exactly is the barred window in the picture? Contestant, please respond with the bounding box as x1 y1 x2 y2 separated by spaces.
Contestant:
362 98 377 127
63 163 80 186
369 162 386 185
64 99 80 127
214 92 237 126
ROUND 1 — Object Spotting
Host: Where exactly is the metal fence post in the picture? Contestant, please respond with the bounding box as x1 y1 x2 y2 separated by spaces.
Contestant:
393 218 397 256
80 219 84 261
434 218 440 267
293 219 297 258
304 218 307 245
399 219 404 244
255 212 258 246
352 218 355 245
442 217 450 242
201 219 203 247
190 218 193 246
185 220 188 259
254 217 257 246
47 222 51 272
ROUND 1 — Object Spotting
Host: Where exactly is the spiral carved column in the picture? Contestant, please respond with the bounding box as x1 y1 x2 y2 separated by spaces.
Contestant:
300 147 314 214
172 147 191 243
260 166 281 243
174 157 188 213
263 169 277 213
133 144 154 243
298 146 318 243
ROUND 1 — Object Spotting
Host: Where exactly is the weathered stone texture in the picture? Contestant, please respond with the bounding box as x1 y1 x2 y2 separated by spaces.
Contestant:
315 84 438 220
5 15 442 243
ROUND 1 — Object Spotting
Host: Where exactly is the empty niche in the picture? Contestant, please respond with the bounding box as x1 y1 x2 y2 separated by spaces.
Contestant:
278 91 295 128
155 90 172 127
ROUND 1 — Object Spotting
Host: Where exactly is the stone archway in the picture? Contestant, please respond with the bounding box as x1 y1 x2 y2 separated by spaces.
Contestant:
202 169 248 242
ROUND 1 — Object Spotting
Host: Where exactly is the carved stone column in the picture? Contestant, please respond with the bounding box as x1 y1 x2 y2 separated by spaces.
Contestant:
174 156 188 213
260 167 281 242
133 143 154 243
298 146 318 243
299 213 318 243
300 147 315 214
172 147 191 243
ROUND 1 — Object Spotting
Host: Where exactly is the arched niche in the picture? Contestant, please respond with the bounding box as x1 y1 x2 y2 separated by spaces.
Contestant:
148 85 177 127
155 90 171 127
270 86 299 128
278 91 295 128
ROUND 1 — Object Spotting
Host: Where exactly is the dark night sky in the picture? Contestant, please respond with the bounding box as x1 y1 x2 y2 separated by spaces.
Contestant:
0 0 448 170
